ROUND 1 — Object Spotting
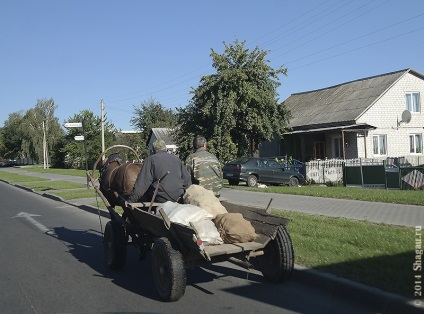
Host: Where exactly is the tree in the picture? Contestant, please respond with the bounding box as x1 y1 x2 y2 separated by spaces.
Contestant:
62 110 116 169
129 98 177 157
21 98 64 165
175 39 291 162
1 111 26 160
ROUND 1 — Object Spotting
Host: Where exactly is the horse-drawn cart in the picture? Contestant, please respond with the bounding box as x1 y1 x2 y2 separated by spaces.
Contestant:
88 146 294 302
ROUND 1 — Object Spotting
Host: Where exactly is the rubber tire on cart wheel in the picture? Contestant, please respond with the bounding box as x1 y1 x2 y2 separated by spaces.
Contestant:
103 220 127 270
255 225 294 282
289 177 299 186
247 175 258 187
152 237 186 302
228 179 239 186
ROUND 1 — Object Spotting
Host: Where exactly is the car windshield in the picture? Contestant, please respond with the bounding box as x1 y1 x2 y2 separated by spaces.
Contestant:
228 158 250 164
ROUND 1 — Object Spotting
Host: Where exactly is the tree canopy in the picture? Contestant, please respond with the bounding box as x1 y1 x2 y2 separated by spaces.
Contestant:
175 39 291 162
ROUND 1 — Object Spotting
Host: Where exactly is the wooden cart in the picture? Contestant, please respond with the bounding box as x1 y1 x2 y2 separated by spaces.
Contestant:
87 152 294 302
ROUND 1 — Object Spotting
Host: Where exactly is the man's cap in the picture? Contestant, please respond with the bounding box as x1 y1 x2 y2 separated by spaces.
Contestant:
153 139 166 151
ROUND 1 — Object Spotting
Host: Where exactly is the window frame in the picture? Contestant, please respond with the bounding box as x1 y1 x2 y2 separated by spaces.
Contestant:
409 133 423 154
372 134 387 156
406 92 421 113
331 136 342 158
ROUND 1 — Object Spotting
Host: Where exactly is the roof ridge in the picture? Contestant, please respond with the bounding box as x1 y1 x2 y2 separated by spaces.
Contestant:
290 68 411 96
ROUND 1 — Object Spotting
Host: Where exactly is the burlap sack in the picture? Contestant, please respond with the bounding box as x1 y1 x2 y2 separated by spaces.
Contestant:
213 213 257 244
183 185 227 218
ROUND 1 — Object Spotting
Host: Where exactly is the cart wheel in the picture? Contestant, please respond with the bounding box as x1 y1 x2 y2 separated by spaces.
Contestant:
255 225 294 283
151 237 186 302
103 220 127 270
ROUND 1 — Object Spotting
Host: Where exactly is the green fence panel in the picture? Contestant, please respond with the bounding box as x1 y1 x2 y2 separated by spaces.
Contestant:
385 171 400 189
361 165 385 187
343 166 362 186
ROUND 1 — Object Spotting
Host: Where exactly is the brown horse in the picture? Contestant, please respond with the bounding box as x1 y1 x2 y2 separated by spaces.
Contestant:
99 153 143 208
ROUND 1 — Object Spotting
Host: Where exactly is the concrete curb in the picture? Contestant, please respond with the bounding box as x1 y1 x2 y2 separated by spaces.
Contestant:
292 264 422 314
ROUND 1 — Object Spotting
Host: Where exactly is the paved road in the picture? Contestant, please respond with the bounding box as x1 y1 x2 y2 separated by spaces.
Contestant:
0 180 380 314
1 166 423 313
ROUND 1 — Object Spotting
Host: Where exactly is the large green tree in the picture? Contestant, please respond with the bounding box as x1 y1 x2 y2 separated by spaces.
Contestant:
175 39 291 162
62 110 116 169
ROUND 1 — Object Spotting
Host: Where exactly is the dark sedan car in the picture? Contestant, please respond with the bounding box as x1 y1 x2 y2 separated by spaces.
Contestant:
0 160 17 167
223 157 305 187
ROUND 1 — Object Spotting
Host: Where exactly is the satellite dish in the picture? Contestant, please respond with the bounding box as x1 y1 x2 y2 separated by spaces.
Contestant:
401 110 412 124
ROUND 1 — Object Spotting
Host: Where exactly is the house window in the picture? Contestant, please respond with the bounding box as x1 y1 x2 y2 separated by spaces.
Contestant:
332 137 342 158
373 134 387 155
313 141 325 160
406 92 421 112
410 134 423 154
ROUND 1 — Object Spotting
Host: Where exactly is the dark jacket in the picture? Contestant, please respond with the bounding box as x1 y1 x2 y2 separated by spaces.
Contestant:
128 151 191 203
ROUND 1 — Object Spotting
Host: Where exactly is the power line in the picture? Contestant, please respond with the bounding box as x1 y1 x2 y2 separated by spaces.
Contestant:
288 25 424 71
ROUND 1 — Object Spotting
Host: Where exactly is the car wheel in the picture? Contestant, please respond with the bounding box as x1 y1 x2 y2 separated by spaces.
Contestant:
228 179 239 186
247 175 258 187
289 177 299 186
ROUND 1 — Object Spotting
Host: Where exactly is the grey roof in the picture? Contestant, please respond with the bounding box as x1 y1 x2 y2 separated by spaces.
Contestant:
150 128 175 145
282 68 424 130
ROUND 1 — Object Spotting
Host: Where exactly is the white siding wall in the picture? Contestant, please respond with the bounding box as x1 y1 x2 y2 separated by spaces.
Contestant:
356 72 424 159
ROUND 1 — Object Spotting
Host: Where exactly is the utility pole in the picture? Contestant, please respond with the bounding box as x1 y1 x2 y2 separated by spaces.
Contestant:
100 99 105 160
42 121 48 169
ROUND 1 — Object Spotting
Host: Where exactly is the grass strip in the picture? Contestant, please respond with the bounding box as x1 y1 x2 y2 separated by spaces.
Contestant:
51 189 98 200
274 210 415 298
226 184 424 206
22 181 87 191
12 166 88 177
0 171 49 183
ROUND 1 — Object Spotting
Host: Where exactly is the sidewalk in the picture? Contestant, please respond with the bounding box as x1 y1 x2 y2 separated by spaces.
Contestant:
1 167 423 313
220 189 424 228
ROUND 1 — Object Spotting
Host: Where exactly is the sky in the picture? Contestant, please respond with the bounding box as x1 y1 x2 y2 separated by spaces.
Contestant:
1 0 424 131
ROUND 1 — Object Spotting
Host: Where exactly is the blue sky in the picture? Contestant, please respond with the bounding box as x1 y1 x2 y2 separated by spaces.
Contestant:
1 0 424 131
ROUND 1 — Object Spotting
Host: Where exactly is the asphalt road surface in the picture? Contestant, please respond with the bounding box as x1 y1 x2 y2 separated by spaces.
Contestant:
0 181 376 314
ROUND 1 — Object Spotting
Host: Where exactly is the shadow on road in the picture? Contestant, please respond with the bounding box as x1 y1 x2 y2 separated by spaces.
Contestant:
50 226 267 301
48 226 414 313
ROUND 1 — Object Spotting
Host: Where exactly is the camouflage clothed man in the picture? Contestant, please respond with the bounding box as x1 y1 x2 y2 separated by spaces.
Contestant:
185 135 223 197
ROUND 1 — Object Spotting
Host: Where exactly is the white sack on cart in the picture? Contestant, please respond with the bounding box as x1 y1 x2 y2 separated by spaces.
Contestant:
157 201 213 225
192 219 223 245
157 201 222 245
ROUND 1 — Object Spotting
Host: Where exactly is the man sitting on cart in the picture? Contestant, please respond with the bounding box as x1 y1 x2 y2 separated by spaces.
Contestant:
126 140 191 204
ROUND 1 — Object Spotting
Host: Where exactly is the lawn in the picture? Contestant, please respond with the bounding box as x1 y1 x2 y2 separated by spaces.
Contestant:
13 165 88 177
20 181 87 191
0 171 50 183
275 210 415 298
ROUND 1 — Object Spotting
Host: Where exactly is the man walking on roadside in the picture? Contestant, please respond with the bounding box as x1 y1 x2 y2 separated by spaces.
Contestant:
185 135 223 197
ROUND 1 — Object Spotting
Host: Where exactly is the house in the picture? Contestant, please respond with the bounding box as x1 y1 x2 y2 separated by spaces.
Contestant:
147 128 177 154
275 68 424 162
